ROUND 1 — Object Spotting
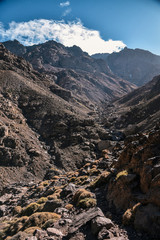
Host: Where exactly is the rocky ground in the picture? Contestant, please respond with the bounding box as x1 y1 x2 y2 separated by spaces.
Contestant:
1 42 160 239
1 123 160 239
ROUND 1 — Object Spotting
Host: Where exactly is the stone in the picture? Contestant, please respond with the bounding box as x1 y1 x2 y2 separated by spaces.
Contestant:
69 232 85 240
55 207 69 215
9 231 30 240
0 126 8 138
91 216 114 235
26 237 37 240
134 204 160 238
3 136 17 149
60 183 76 198
97 228 112 240
47 227 64 237
97 140 111 151
69 207 104 234
35 229 48 239
0 205 6 217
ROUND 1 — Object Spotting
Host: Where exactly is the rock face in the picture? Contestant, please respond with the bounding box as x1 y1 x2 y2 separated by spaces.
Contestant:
92 47 160 86
106 125 160 239
3 40 136 108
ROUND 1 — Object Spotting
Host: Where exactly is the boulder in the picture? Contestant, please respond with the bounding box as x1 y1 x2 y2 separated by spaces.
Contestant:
134 204 160 238
91 217 114 235
69 207 104 234
60 183 77 198
97 140 112 151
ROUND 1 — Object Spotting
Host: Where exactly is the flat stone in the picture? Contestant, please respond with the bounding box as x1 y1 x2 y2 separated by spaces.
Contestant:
47 227 64 237
26 237 37 240
69 207 104 234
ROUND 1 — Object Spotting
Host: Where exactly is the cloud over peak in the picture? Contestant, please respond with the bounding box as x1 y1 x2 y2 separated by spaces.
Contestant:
0 19 126 55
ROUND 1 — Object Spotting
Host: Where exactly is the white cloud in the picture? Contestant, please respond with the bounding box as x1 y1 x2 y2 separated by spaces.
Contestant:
0 19 126 55
60 1 70 7
62 8 71 17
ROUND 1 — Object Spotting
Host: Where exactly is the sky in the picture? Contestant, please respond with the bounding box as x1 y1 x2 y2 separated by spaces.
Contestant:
0 0 160 55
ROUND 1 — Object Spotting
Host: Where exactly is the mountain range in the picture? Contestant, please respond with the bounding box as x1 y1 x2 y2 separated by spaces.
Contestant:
92 47 160 86
3 40 135 109
0 40 160 240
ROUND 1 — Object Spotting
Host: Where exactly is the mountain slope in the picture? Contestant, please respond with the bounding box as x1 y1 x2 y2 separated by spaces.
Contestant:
102 74 160 133
92 47 160 86
3 40 136 108
0 43 111 189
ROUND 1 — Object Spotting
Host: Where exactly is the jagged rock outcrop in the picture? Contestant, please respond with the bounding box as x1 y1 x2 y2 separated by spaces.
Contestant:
106 125 160 239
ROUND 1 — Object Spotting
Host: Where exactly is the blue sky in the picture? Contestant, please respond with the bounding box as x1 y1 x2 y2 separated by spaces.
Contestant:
0 0 160 55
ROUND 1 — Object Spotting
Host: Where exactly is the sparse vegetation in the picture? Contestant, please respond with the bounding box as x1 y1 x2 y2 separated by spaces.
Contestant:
13 206 22 215
73 188 94 206
122 203 141 225
116 170 128 180
90 171 111 188
8 216 29 235
70 175 89 185
23 212 61 229
65 204 74 211
77 198 97 208
21 202 43 216
37 197 48 204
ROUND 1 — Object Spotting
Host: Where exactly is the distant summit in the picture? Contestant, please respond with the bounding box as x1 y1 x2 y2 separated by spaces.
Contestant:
3 40 135 107
92 47 160 86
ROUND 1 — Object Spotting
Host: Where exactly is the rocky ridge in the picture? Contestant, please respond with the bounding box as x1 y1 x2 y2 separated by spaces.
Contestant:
3 40 136 108
92 47 160 86
102 74 160 134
